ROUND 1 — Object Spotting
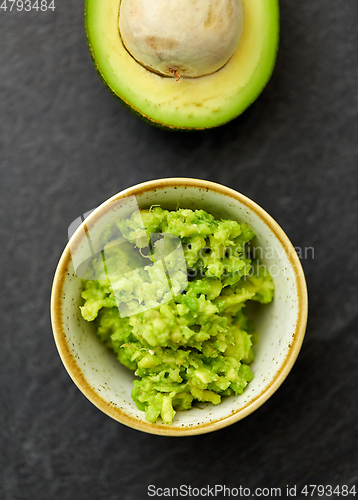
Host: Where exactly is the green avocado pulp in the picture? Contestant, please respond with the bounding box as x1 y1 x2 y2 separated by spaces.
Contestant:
80 208 275 424
85 0 279 129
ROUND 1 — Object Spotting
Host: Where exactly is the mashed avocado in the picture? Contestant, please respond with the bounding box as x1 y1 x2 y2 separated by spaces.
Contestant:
80 207 274 424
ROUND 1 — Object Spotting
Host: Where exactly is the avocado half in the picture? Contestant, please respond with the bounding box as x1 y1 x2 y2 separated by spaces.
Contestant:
85 0 279 130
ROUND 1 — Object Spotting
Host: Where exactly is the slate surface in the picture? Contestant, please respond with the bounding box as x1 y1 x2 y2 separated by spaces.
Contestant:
1 1 357 499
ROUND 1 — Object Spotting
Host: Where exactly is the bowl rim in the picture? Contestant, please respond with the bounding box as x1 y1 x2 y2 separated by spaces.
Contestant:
51 177 308 436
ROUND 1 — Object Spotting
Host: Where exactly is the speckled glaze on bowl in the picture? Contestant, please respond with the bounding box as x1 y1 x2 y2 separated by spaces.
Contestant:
51 178 308 436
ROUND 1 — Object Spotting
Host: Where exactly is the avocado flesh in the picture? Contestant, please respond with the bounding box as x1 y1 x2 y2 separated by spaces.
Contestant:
85 0 279 130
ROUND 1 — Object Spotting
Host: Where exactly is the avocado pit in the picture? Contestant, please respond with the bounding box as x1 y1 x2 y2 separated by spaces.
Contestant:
119 0 244 79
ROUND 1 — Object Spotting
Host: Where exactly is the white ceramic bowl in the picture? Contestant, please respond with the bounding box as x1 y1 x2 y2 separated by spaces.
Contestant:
51 178 308 436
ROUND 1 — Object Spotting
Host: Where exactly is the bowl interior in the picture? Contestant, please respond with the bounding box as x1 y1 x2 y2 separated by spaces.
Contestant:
54 182 304 434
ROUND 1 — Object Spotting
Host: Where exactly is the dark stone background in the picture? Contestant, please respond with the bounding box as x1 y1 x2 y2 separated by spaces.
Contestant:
1 1 357 499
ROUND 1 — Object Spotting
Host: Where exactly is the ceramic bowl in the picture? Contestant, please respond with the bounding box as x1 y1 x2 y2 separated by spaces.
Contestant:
51 178 308 436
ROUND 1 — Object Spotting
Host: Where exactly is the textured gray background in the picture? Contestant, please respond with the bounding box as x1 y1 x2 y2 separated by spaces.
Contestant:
1 0 357 499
